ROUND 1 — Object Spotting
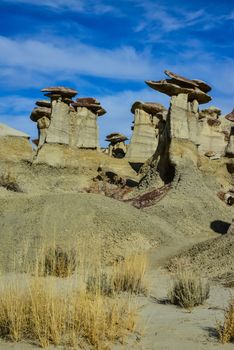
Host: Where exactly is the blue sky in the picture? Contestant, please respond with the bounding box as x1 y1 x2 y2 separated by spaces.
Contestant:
0 0 233 144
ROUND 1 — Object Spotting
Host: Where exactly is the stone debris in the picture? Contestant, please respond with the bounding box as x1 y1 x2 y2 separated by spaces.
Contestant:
105 133 128 158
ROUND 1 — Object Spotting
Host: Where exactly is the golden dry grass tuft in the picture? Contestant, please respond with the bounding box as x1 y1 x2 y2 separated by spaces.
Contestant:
168 270 210 309
0 252 147 349
218 297 234 344
0 276 136 349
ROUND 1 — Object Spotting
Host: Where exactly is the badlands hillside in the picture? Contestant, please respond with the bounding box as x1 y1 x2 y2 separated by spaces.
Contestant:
0 70 233 349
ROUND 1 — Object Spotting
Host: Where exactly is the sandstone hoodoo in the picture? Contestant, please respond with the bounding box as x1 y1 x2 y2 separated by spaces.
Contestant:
105 132 128 158
126 101 167 164
140 70 232 188
30 87 106 153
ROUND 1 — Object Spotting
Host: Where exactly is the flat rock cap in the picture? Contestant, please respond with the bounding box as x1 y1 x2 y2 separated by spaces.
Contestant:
225 108 234 122
145 79 212 104
41 86 78 97
72 97 106 116
30 107 51 122
35 100 51 108
0 123 30 138
105 132 128 142
131 101 166 115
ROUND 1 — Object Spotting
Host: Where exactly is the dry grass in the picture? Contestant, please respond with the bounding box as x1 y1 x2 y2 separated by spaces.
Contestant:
168 270 210 309
0 252 147 348
86 254 148 296
112 254 148 295
218 297 234 344
0 275 136 349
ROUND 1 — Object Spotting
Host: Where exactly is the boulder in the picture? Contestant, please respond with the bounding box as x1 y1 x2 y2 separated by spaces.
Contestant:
225 108 234 122
35 100 51 108
41 86 78 98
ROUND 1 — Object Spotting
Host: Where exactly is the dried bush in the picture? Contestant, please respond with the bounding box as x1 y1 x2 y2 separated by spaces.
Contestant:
218 298 234 343
112 255 148 295
169 271 210 309
44 246 76 278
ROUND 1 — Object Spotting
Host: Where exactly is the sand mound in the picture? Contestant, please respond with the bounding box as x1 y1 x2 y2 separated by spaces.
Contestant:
170 234 234 280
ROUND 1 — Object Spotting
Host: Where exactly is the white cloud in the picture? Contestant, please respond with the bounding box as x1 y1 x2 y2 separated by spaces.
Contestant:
0 36 156 86
0 0 119 15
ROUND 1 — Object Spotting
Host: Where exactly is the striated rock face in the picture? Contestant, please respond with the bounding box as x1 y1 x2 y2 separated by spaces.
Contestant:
0 124 32 162
126 101 166 163
30 88 106 152
105 133 128 158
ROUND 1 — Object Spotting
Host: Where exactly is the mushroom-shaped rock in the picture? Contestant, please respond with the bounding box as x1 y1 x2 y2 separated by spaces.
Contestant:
41 86 77 98
35 100 51 108
145 79 211 104
30 107 51 122
105 132 128 143
131 101 166 115
225 109 234 122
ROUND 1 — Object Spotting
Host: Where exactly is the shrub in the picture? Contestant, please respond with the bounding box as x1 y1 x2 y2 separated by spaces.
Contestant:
86 272 114 296
44 246 76 278
169 271 210 309
0 172 22 192
112 254 148 295
218 298 234 343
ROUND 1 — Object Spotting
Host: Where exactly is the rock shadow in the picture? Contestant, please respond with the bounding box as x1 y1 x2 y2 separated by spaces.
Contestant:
210 220 230 234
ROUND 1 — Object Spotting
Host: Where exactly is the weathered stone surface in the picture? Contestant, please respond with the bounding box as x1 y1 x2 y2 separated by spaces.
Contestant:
46 99 70 145
226 127 234 157
72 98 106 116
41 86 77 97
164 70 199 89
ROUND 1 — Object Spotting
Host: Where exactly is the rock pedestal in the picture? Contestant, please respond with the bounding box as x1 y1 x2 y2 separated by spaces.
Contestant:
126 101 166 163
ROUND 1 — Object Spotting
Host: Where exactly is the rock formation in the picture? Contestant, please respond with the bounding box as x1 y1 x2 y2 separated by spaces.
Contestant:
105 133 128 158
140 70 231 187
126 101 166 164
30 88 106 151
0 123 32 162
